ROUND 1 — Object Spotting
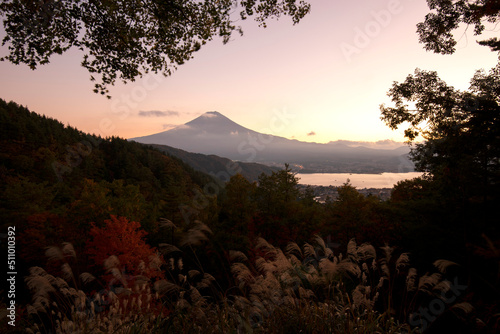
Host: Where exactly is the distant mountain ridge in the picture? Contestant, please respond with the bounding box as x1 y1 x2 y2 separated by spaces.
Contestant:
130 111 414 173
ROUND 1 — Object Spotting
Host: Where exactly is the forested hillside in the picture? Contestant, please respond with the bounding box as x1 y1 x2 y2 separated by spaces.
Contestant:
0 99 220 262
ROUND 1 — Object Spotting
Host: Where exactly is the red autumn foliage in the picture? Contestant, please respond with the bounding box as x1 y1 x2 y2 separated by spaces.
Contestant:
86 215 163 279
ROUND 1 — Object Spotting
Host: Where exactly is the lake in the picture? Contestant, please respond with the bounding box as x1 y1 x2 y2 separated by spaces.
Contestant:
297 172 423 189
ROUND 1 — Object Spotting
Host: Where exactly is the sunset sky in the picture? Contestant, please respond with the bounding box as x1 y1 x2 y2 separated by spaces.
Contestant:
1 0 498 144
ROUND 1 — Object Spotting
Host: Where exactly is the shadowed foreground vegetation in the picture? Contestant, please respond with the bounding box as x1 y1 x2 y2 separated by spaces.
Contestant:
16 234 476 334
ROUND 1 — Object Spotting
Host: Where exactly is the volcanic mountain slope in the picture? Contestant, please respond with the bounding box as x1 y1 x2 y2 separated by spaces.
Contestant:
130 111 414 173
149 143 279 182
131 111 262 158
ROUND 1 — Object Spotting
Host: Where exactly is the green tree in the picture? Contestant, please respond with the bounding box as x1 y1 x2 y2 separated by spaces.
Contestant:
0 176 56 229
253 164 302 245
215 173 257 252
323 181 397 247
68 178 149 231
295 185 322 242
417 0 500 56
222 173 256 223
0 0 310 96
390 177 435 203
255 163 299 217
380 67 500 203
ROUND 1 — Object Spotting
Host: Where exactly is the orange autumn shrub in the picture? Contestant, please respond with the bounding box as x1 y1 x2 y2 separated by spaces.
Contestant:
86 215 163 280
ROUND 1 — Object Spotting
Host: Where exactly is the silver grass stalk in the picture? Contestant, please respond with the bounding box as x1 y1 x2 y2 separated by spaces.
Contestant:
319 257 338 281
154 280 180 296
451 302 475 314
158 243 182 256
396 253 410 273
303 243 317 259
159 218 177 229
32 298 49 313
61 242 76 259
188 269 201 279
229 250 248 263
285 242 303 259
434 280 452 296
45 246 64 262
61 263 74 282
29 266 48 276
288 253 302 266
180 229 208 246
381 263 391 278
180 220 213 246
55 277 69 289
25 275 56 296
168 257 175 270
347 239 358 259
27 304 38 315
137 260 146 273
104 255 120 270
357 243 377 261
255 237 278 259
196 273 215 289
337 260 362 278
190 286 205 306
274 249 293 272
380 244 393 265
352 284 373 310
376 277 386 289
418 272 442 291
406 268 418 292
79 272 96 285
177 298 191 310
255 257 277 274
314 235 333 257
231 263 254 285
433 259 458 274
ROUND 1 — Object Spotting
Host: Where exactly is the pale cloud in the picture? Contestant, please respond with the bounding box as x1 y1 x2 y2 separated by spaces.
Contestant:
329 140 407 149
307 131 316 136
139 110 179 117
162 123 179 130
202 112 219 118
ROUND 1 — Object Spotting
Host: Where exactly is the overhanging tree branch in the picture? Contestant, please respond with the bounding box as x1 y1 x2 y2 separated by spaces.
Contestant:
0 0 311 97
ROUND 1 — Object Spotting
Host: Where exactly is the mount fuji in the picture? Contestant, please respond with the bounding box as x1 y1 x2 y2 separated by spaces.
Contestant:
130 111 414 173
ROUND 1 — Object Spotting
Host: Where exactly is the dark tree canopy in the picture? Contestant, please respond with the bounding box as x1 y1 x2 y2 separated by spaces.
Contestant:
384 1 500 191
380 66 500 142
417 0 500 55
0 0 310 96
380 66 500 200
